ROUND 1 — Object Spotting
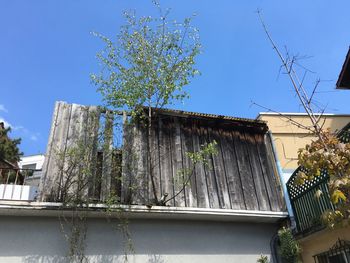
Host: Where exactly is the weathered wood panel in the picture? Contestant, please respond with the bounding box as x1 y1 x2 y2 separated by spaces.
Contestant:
40 102 72 201
121 117 135 204
63 104 88 199
149 119 161 202
41 102 286 212
158 117 175 206
219 129 246 210
100 111 114 201
208 127 231 209
192 120 210 208
244 132 270 211
39 102 101 202
199 125 220 209
170 118 185 207
39 101 62 201
261 133 285 211
231 130 259 210
126 115 285 211
180 119 197 207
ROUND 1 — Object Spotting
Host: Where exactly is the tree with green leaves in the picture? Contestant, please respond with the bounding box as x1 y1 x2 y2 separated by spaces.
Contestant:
91 2 201 204
0 122 22 165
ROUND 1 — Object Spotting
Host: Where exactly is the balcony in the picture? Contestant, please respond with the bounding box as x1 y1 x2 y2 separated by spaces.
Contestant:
0 167 40 201
287 167 334 235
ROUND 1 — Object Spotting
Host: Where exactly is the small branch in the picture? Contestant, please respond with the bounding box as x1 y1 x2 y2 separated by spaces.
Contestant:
251 101 315 132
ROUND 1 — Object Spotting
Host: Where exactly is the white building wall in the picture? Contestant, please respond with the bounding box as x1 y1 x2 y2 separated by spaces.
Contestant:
0 216 277 263
19 154 45 170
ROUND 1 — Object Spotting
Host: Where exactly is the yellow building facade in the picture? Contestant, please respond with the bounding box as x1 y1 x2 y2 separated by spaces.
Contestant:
258 112 350 263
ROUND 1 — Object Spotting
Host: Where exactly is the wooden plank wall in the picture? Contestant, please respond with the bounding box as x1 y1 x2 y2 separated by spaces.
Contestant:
126 114 286 212
39 102 101 202
40 102 285 212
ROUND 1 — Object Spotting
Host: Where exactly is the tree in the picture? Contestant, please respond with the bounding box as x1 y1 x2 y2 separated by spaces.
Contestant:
257 11 350 226
0 122 22 165
91 2 201 204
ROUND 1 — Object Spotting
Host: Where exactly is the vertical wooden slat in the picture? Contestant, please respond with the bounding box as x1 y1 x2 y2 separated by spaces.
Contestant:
149 118 161 203
244 132 270 211
86 106 101 200
255 134 281 211
231 129 259 210
254 133 279 211
219 129 246 210
100 111 114 201
208 127 231 209
180 119 197 207
199 125 219 208
63 104 88 199
130 120 148 204
171 117 185 207
159 117 175 206
39 101 61 201
41 102 72 201
121 116 135 204
192 120 210 208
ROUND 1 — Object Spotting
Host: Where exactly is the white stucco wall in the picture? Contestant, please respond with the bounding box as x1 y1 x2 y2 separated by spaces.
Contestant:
19 155 45 170
0 216 278 263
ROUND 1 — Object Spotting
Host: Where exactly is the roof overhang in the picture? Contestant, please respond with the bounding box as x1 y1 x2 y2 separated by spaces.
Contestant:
0 200 288 223
336 47 350 89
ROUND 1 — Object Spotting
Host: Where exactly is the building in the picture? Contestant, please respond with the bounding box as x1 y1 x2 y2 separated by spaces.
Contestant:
258 112 350 180
336 47 350 89
257 46 350 262
0 101 287 263
18 154 45 187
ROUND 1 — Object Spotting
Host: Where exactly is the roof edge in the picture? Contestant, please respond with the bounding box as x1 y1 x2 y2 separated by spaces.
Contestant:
0 200 288 223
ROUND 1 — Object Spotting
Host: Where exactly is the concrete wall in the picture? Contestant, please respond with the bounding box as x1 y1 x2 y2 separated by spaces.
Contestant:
299 226 350 263
0 216 278 263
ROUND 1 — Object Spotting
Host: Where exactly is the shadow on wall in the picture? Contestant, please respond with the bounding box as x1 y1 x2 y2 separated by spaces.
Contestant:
147 254 165 263
0 216 277 262
23 255 121 263
23 255 165 263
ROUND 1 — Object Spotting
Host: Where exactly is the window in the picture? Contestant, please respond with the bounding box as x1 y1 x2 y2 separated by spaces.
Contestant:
314 240 350 263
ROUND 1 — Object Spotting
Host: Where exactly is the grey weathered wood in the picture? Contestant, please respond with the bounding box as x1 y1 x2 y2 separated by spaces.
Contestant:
39 101 62 201
158 117 175 206
63 104 88 199
180 119 197 207
149 119 161 202
258 133 285 211
85 106 101 200
231 129 259 210
135 120 149 204
208 127 231 209
44 102 72 201
100 111 114 201
41 102 286 212
121 116 136 204
40 102 102 202
219 129 246 210
192 120 210 208
198 125 219 208
244 132 270 211
123 119 148 204
171 117 185 207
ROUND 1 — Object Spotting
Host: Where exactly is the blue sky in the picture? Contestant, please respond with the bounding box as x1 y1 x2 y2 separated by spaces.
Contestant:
1 1 349 155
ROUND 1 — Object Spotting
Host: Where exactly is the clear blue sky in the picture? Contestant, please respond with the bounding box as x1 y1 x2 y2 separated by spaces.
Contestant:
1 1 349 155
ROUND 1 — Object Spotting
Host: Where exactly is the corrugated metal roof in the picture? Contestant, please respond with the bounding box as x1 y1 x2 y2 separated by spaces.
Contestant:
153 107 267 127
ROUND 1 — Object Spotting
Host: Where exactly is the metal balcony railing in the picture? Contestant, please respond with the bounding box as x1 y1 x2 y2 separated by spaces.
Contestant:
287 167 334 234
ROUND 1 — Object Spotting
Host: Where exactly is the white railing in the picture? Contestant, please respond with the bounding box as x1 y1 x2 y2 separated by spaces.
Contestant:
0 168 39 201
